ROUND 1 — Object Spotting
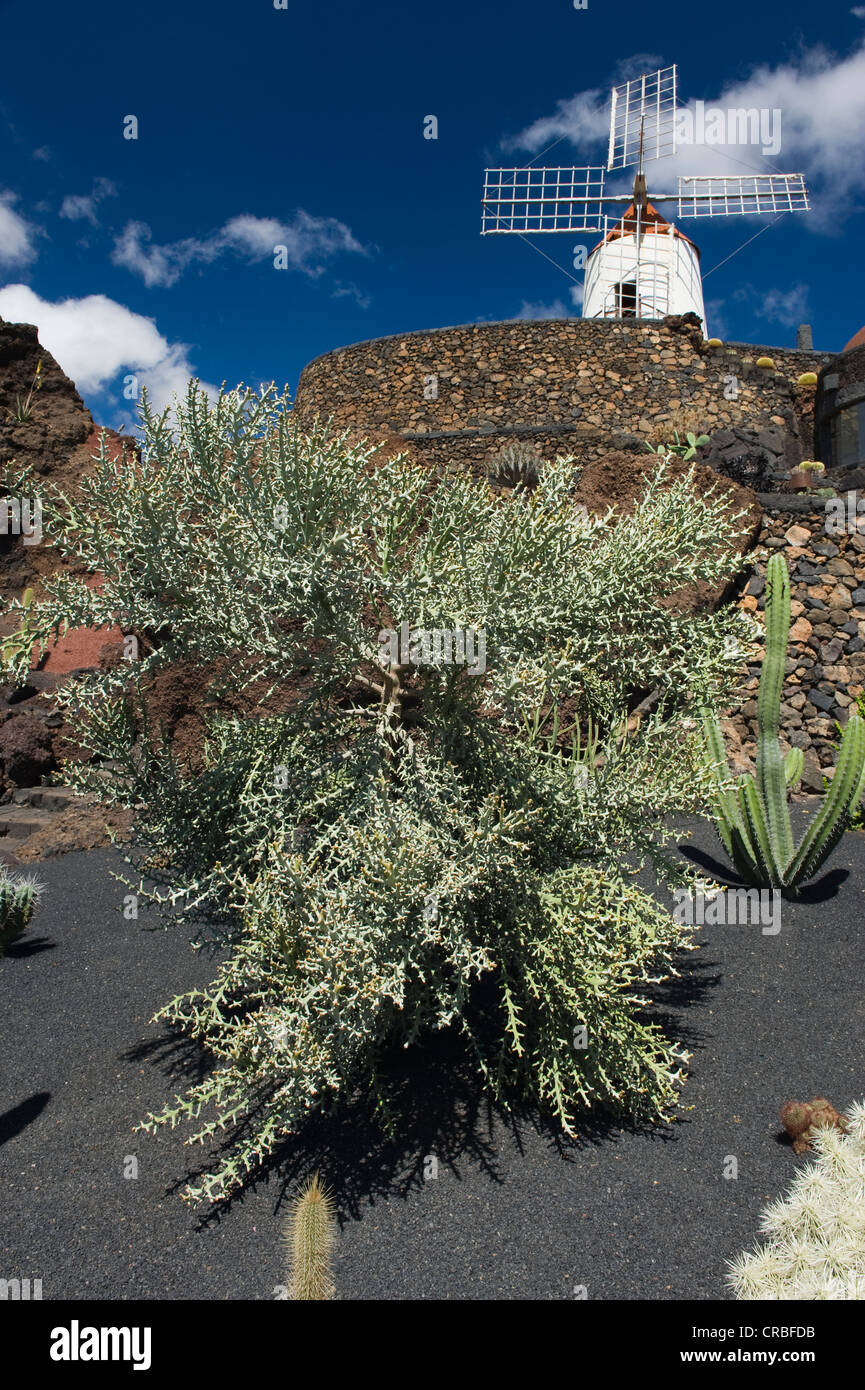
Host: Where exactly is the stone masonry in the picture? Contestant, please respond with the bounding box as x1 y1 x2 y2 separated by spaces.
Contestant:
293 315 830 477
726 498 865 789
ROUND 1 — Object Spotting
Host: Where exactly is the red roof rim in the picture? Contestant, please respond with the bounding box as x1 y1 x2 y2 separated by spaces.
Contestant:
589 201 701 259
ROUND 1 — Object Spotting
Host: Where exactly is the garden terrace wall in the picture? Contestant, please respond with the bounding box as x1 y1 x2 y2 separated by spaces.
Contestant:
726 496 865 791
293 316 830 476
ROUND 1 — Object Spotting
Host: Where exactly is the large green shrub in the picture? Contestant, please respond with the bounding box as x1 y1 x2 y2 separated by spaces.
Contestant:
4 383 754 1202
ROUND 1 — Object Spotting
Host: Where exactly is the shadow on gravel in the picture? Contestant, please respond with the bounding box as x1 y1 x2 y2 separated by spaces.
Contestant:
4 935 56 958
140 944 715 1232
123 1028 214 1086
679 844 850 904
0 1092 51 1147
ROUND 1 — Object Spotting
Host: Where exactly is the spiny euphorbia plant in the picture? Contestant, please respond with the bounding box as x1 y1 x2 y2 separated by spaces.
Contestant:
702 552 865 893
728 1101 865 1300
3 382 754 1202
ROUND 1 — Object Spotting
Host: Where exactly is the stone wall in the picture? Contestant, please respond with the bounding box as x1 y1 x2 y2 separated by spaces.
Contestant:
815 343 865 468
726 498 865 789
294 315 831 477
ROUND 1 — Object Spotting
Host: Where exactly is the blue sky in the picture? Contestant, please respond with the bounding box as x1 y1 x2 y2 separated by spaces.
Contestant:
1 0 864 427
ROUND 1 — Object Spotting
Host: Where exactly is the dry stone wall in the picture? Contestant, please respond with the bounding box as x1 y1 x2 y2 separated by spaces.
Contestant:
294 315 830 476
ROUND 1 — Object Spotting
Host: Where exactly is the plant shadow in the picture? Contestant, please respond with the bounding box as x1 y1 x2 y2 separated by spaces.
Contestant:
678 843 849 904
137 944 718 1232
0 1091 51 1147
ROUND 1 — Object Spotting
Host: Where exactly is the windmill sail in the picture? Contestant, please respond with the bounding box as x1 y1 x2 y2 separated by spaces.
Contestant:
481 166 606 234
607 65 678 170
677 174 811 218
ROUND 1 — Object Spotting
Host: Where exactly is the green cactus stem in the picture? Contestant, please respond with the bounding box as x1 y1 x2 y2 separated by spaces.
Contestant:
701 552 865 893
284 1173 336 1300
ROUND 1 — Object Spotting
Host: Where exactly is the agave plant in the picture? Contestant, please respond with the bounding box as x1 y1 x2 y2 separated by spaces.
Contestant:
487 440 543 490
1 587 36 674
702 553 865 893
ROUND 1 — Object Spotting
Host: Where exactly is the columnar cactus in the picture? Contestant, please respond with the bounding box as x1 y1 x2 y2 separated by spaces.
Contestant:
0 866 43 955
702 552 865 892
284 1173 336 1300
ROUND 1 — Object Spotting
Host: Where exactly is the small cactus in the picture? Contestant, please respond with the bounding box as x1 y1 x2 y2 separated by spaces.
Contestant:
729 1101 865 1299
756 356 776 369
706 337 723 347
798 372 818 386
487 441 543 490
284 1172 336 1300
0 866 44 955
780 1097 848 1154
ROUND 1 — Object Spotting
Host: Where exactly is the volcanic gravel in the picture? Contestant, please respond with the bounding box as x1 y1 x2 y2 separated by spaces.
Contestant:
1 809 864 1301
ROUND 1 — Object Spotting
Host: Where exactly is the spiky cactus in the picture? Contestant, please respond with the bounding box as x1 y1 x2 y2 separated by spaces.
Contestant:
284 1173 335 1300
701 553 865 892
728 1101 865 1299
0 866 43 955
487 440 543 490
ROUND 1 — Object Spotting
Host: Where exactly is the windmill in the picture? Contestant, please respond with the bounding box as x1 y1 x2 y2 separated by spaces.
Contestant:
481 65 810 332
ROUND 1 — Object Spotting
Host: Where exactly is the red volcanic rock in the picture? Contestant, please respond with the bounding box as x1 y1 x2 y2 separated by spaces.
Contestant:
31 573 124 675
0 713 55 785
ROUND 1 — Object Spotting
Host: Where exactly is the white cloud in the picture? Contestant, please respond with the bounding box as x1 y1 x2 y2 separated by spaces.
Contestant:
504 86 610 157
703 297 731 340
852 7 865 17
505 41 865 232
110 221 201 288
511 298 574 319
0 284 216 412
112 209 369 288
733 282 810 328
59 177 118 227
32 147 52 163
0 192 39 268
330 280 371 309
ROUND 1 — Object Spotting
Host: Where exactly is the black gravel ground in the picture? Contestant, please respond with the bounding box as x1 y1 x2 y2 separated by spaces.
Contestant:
2 811 864 1302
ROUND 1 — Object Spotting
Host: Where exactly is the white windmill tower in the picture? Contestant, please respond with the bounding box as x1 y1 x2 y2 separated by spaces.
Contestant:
481 65 810 334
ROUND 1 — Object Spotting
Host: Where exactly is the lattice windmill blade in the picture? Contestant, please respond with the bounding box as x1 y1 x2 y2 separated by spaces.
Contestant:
481 165 607 234
607 64 678 171
677 174 811 218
